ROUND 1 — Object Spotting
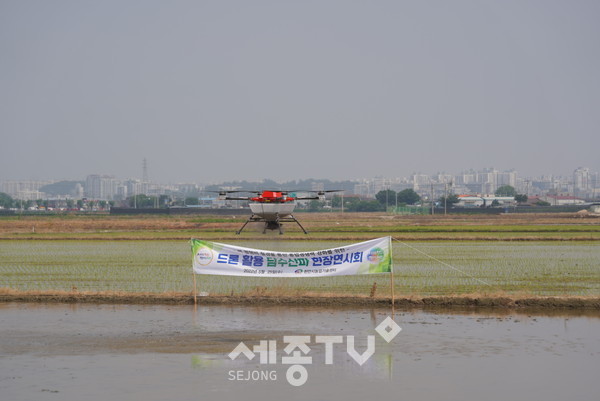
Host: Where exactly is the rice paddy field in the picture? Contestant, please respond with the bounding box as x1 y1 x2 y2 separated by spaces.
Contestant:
3 214 598 401
1 239 598 297
0 213 598 301
1 212 600 241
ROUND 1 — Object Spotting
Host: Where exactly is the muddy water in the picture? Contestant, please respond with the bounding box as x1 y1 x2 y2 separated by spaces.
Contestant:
1 303 598 401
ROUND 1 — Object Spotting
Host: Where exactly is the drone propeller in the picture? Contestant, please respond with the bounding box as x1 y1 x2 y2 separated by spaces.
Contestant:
293 189 344 200
208 188 343 200
208 189 258 200
316 190 344 195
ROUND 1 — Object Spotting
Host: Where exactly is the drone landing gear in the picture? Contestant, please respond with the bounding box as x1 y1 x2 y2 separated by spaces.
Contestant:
236 214 308 235
287 215 308 235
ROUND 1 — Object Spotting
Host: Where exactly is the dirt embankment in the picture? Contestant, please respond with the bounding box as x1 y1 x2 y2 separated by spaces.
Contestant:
0 216 198 233
1 213 598 233
1 289 598 312
1 213 599 241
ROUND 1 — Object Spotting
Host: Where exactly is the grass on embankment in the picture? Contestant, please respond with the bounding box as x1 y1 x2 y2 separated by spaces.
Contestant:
1 288 599 312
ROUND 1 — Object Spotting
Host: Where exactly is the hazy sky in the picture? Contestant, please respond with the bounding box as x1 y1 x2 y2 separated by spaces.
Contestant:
1 0 599 183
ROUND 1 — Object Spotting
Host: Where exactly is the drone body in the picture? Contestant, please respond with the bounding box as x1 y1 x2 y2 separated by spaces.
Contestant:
214 189 341 234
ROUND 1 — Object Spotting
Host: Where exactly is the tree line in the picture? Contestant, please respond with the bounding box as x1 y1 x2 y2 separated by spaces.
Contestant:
0 185 543 212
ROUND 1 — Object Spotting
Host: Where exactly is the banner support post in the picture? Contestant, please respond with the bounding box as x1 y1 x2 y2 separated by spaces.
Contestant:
390 268 395 310
389 236 395 311
192 270 197 305
191 239 198 306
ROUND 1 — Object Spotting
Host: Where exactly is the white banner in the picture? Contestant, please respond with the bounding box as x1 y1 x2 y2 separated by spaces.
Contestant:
191 237 392 277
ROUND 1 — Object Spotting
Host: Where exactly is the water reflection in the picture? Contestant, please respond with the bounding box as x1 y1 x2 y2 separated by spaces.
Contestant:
1 303 598 401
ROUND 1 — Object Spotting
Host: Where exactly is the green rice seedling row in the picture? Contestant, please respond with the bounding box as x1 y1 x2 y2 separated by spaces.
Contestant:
0 240 598 297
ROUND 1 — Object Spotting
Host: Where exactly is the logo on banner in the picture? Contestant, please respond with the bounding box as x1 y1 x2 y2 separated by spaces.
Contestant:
367 247 385 263
195 247 213 266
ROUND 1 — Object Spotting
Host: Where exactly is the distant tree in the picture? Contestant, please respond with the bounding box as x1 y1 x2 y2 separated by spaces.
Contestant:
439 194 460 206
76 200 84 209
375 190 396 207
356 200 385 212
0 192 14 208
185 197 199 205
65 199 75 209
536 200 551 207
307 200 324 212
146 196 158 208
491 199 501 207
514 194 528 204
98 200 107 209
396 189 421 205
159 195 171 207
344 200 385 212
128 194 156 208
331 195 342 208
341 198 360 211
495 185 517 197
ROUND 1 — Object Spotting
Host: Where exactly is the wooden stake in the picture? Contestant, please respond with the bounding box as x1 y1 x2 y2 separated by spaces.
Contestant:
389 236 395 315
192 270 197 305
370 282 377 298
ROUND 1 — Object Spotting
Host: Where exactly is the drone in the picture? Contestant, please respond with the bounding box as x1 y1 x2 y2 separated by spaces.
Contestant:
213 189 342 234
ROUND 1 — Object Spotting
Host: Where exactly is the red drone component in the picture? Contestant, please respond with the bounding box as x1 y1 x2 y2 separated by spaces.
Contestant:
251 191 295 203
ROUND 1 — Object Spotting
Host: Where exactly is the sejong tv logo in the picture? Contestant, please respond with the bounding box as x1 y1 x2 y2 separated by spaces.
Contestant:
227 316 402 386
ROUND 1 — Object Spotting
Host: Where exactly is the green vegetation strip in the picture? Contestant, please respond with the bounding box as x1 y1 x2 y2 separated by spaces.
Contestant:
316 225 600 232
1 240 598 298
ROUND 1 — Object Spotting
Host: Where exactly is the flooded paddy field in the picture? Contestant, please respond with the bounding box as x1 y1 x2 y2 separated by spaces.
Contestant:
1 240 598 297
1 303 598 401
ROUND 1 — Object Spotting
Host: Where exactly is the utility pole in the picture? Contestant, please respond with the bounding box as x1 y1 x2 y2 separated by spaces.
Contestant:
444 181 448 215
386 188 389 212
431 183 434 215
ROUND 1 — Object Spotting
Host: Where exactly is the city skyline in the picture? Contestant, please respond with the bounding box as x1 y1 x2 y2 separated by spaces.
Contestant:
1 1 599 184
2 157 597 185
1 164 597 184
2 165 598 203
